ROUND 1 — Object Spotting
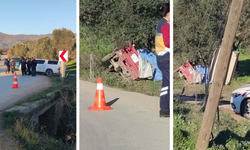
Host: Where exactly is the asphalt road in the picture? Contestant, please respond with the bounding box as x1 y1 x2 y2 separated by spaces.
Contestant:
80 80 170 150
0 60 52 111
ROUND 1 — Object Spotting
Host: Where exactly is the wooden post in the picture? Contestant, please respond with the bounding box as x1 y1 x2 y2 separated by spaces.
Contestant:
90 53 93 79
196 0 244 149
60 61 65 83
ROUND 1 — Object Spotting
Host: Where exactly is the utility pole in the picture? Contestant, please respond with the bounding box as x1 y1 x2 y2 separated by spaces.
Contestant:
196 0 244 149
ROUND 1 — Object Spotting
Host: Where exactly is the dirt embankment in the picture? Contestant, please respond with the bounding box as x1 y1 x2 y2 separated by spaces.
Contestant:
0 113 19 150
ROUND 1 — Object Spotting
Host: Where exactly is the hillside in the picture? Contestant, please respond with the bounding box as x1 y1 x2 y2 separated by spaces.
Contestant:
0 32 52 48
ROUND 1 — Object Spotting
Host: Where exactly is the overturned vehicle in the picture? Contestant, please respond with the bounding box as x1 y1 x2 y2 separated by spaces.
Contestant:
102 44 162 81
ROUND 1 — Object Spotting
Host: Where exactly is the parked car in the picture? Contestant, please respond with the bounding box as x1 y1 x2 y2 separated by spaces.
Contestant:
19 59 66 77
231 84 250 119
11 57 21 70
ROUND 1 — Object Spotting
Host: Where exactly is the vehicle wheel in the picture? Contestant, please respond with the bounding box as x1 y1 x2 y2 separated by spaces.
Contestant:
241 99 250 119
46 69 53 77
102 52 116 62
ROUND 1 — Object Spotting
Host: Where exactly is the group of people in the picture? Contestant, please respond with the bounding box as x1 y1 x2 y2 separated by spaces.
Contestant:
4 58 16 74
4 57 37 76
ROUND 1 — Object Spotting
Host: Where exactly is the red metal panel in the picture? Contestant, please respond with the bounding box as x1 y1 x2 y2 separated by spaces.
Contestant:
179 62 194 84
115 45 139 80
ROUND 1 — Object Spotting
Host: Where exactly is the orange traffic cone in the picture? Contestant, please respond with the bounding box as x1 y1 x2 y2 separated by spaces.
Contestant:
12 72 19 89
88 78 112 111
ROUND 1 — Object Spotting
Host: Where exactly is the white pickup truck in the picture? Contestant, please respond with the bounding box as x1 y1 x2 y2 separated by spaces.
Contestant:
19 59 66 76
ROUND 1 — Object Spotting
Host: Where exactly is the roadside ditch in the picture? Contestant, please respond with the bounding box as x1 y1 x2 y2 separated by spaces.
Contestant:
3 85 76 150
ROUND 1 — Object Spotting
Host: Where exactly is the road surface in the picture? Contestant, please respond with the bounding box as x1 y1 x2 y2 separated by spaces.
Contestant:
80 80 170 150
0 60 52 111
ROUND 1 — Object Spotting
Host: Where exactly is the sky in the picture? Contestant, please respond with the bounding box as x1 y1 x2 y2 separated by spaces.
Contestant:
0 0 76 35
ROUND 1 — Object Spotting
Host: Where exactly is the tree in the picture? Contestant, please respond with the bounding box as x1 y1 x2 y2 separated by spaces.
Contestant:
53 28 76 60
16 43 29 58
174 0 250 65
234 1 250 52
8 43 29 58
23 40 36 58
7 28 76 60
33 36 55 60
80 0 169 53
8 47 15 57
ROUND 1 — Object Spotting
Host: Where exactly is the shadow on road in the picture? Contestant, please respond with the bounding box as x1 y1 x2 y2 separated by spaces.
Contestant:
174 95 230 106
173 94 204 102
106 98 119 106
218 100 230 106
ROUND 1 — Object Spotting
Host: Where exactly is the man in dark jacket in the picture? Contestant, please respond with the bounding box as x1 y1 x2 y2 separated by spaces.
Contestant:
10 59 15 74
27 58 32 75
21 57 27 76
5 58 10 73
31 57 37 76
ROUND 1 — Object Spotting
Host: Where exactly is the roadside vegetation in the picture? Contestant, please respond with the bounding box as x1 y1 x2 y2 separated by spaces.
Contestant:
173 0 250 149
7 28 76 60
173 51 250 150
3 60 76 150
80 0 169 95
174 101 250 150
174 0 250 66
173 0 250 98
174 53 250 98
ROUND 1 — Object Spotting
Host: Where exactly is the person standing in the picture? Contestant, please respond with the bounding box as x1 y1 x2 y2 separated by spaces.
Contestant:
19 58 22 65
31 57 37 76
4 58 7 65
155 3 170 118
27 58 32 75
21 57 27 76
10 59 15 74
5 58 10 73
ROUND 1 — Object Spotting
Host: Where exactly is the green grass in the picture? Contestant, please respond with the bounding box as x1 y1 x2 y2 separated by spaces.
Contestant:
80 48 162 97
3 59 76 150
79 27 163 96
174 53 250 149
5 117 67 150
80 68 162 96
79 26 116 59
14 85 63 106
174 101 250 150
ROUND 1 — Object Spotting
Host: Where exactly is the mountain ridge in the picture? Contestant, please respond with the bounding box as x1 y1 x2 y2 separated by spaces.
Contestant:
0 32 52 48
